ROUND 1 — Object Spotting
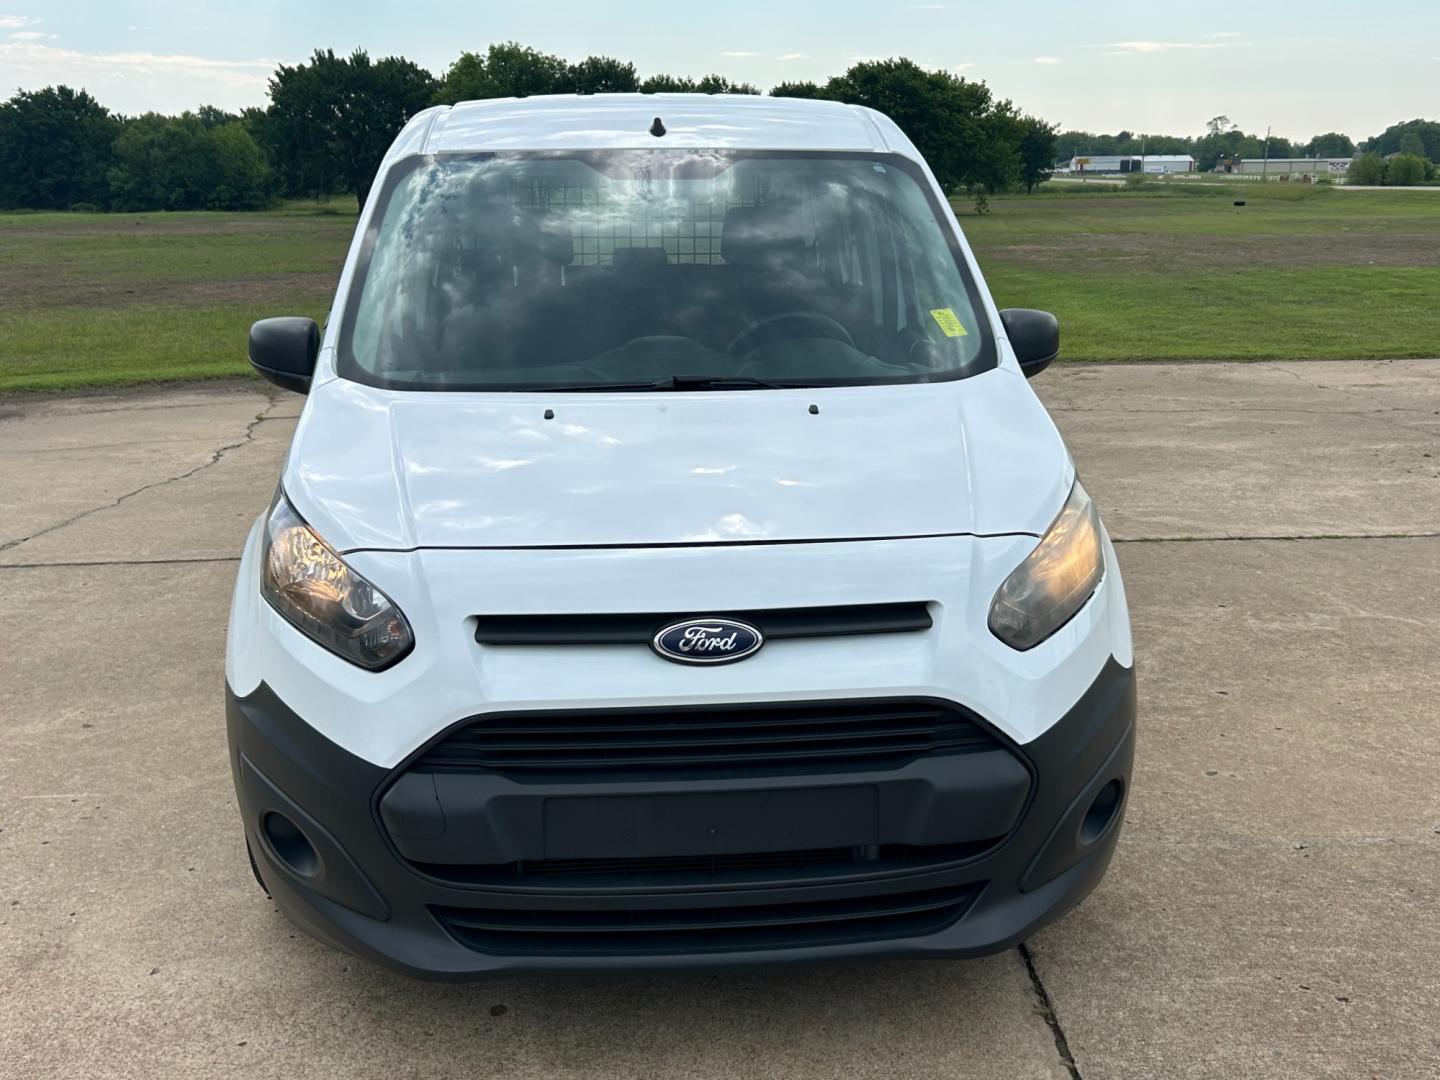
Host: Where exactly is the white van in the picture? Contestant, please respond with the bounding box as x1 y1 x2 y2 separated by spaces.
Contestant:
227 94 1135 977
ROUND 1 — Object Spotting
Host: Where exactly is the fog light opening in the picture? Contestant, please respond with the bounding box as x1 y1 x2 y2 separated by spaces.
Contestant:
262 811 320 878
1079 778 1124 847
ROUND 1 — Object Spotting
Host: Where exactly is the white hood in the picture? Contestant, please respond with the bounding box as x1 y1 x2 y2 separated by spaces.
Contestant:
283 369 1072 552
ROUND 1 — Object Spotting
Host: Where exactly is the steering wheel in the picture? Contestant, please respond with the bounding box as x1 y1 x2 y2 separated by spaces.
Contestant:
727 312 855 357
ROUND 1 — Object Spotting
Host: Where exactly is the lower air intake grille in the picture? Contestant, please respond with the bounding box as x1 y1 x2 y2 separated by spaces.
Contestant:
414 840 998 888
433 882 983 956
412 698 1002 778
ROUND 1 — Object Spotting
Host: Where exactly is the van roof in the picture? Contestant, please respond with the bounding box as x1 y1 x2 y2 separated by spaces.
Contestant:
420 94 908 156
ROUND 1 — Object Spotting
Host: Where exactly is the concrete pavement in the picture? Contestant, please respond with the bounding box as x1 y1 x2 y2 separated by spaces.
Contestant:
2 360 1438 1079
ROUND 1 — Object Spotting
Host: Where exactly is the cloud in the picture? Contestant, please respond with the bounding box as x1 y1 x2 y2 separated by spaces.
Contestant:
0 42 276 111
1033 56 1061 64
0 14 36 28
1203 31 1243 39
720 50 759 58
10 30 53 40
1105 40 1231 53
776 52 808 61
953 62 976 72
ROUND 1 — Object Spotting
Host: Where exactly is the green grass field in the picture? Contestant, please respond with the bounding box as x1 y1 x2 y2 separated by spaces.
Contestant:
962 183 1440 361
2 184 1437 392
0 202 355 392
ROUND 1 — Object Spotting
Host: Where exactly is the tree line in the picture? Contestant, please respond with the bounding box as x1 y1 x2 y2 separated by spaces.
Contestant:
0 43 1052 213
1055 115 1438 183
0 41 1434 214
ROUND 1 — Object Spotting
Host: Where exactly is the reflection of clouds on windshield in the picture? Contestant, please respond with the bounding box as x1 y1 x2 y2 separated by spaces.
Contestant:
683 513 771 542
349 152 988 388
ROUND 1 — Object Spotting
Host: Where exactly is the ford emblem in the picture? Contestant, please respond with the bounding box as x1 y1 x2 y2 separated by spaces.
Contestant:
651 617 764 665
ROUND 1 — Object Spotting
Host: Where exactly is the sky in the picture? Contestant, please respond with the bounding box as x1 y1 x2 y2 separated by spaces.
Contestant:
4 1 1438 139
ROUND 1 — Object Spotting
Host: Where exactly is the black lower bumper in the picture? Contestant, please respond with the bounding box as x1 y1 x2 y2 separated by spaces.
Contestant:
226 660 1135 979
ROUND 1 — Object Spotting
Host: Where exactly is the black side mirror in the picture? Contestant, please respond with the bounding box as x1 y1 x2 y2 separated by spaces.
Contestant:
249 317 320 394
999 308 1060 378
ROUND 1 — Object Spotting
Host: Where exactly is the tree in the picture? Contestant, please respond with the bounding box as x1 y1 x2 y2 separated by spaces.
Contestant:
1194 121 1255 171
1398 132 1427 158
640 73 697 92
809 58 1020 204
1362 119 1440 161
195 104 239 129
1304 132 1356 157
1385 153 1427 186
1141 134 1194 155
971 99 1027 202
108 113 272 211
570 56 639 94
0 86 122 209
589 55 1027 203
1263 135 1298 159
640 73 759 94
695 75 760 94
1347 152 1386 185
108 113 202 210
267 49 437 207
207 121 274 209
435 42 569 102
769 81 827 99
1016 116 1059 193
1057 129 1196 161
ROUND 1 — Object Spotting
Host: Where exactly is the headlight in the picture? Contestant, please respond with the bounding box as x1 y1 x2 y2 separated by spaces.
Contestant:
261 492 414 670
988 480 1105 651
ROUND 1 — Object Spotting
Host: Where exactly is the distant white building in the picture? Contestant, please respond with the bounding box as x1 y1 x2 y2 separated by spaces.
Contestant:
1063 154 1196 175
1234 157 1351 178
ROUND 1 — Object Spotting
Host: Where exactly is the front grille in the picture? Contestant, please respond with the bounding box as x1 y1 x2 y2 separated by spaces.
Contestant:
412 698 1002 778
414 840 997 888
473 602 932 645
433 882 983 956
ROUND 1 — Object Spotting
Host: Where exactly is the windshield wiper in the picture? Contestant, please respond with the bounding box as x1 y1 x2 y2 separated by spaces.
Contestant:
537 380 673 392
659 374 805 390
540 375 820 393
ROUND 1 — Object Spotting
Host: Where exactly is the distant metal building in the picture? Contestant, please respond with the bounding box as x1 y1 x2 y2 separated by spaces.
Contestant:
1234 157 1352 178
1064 154 1196 175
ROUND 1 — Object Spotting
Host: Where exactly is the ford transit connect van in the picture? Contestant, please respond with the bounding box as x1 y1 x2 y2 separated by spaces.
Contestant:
227 94 1135 978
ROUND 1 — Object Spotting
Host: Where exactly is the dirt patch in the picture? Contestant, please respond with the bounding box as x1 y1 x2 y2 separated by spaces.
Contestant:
0 212 351 241
979 232 1440 272
0 271 340 311
0 374 262 407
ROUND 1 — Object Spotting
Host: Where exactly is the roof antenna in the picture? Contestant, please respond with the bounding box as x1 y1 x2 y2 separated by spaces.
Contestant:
649 116 667 138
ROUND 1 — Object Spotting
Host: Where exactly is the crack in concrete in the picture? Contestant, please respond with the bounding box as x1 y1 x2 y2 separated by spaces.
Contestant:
0 417 292 458
1113 531 1440 544
0 383 287 418
1124 835 1430 850
1019 942 1082 1080
1258 363 1440 439
1049 404 1439 420
0 394 280 555
0 556 243 570
1047 363 1440 441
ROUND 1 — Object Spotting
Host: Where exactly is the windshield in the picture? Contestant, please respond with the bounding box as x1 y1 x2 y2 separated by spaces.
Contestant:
340 150 996 391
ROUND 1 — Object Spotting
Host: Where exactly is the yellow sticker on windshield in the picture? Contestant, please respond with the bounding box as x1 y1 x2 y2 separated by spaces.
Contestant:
930 307 968 338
